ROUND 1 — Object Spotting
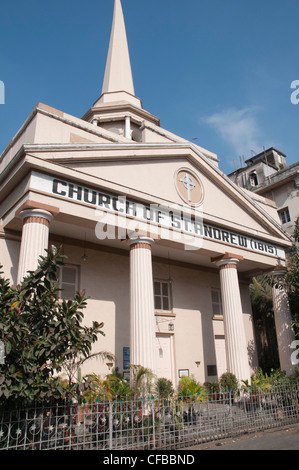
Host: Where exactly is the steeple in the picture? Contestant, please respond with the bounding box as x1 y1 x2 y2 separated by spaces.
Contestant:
82 0 160 131
97 0 142 108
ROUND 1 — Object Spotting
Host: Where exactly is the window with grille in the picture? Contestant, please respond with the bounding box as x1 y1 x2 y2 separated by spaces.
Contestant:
154 280 171 311
278 207 291 225
59 265 79 299
211 288 222 318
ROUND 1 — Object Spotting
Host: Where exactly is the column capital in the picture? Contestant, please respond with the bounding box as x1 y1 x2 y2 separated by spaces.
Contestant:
19 208 53 226
212 252 244 269
129 236 154 251
127 229 159 250
272 265 289 278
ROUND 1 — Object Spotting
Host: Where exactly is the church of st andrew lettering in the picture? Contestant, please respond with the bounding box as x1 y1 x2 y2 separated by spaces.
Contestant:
0 0 295 385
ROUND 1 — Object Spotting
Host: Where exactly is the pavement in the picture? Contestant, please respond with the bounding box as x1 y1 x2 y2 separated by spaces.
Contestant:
184 424 299 450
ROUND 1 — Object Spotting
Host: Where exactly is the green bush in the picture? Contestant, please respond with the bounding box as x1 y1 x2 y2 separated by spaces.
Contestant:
178 375 205 396
156 377 174 398
204 381 220 394
0 247 104 408
219 372 238 392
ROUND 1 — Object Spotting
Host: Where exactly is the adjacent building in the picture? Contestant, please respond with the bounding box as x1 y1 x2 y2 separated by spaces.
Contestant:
228 148 299 238
0 0 296 386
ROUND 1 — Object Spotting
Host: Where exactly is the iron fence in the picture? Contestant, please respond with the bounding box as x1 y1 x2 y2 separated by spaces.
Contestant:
1 384 299 450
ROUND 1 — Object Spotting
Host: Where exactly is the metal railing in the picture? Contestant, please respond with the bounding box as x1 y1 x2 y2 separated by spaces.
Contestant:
1 384 299 450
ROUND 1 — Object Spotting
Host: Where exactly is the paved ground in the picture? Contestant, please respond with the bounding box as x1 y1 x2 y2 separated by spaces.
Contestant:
184 424 299 450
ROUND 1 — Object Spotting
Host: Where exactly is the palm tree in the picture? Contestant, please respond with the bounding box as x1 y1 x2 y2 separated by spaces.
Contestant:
61 350 115 389
128 364 155 399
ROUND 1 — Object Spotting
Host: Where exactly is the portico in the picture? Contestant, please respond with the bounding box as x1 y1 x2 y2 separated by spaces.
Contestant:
2 161 293 384
0 0 295 387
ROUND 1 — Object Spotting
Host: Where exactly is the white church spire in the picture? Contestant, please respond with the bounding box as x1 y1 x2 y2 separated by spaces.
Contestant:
98 0 141 108
102 0 134 95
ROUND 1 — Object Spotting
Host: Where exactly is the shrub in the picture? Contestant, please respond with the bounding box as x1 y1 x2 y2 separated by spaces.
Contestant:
178 375 205 397
156 377 174 398
219 372 238 392
204 381 220 395
0 247 104 408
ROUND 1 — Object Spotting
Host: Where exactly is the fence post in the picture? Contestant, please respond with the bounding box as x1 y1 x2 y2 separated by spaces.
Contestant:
151 399 155 449
69 403 73 450
109 401 113 450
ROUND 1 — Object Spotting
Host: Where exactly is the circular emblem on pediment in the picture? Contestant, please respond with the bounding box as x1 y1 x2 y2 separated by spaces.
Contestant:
175 168 204 206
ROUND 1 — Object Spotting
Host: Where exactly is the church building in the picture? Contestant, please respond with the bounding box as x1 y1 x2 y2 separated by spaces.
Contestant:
0 0 295 386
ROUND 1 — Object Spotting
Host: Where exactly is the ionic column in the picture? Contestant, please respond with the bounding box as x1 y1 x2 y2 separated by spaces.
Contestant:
272 266 296 375
215 254 251 384
129 236 156 373
17 209 53 284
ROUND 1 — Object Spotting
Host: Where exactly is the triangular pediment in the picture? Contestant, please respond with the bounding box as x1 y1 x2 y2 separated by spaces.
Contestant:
33 140 289 248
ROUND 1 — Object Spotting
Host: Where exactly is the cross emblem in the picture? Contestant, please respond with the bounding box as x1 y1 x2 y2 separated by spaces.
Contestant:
180 173 196 202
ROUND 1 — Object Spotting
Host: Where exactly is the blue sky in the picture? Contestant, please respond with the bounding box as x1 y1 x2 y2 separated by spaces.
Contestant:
0 0 298 175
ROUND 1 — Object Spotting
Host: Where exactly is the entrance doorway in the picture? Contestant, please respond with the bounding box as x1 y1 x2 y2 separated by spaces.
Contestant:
155 334 175 384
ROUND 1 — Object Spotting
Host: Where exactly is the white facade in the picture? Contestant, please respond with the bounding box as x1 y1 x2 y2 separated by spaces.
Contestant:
0 0 296 386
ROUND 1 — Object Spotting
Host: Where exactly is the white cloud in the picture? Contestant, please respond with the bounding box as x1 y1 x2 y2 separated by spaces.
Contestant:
203 107 262 158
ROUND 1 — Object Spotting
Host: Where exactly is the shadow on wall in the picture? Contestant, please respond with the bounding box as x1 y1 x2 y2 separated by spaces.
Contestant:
5 238 20 286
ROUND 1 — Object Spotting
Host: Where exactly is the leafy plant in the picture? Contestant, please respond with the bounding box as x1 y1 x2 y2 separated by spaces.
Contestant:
0 246 105 407
155 377 174 398
288 366 299 383
178 375 205 397
105 373 130 400
285 217 299 334
61 349 114 391
204 381 220 395
128 364 155 399
219 372 238 392
250 276 273 320
81 373 107 402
